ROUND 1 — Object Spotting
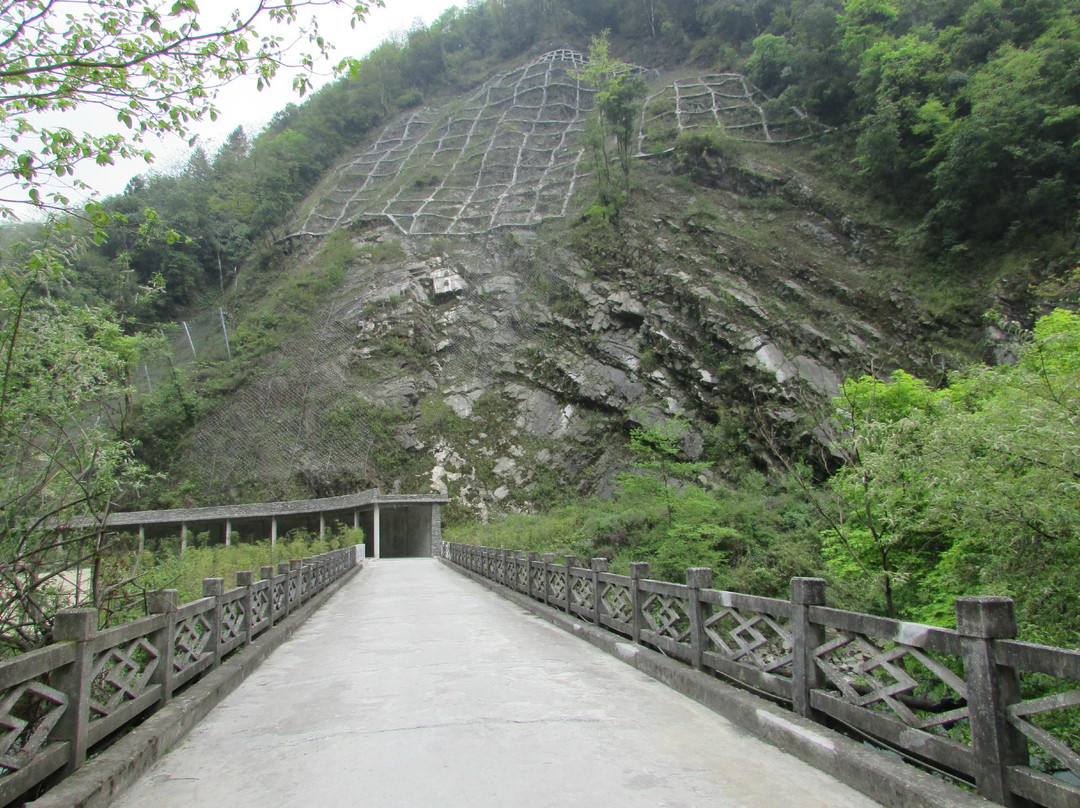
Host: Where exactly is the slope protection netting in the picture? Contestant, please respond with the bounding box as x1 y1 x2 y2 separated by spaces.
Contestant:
638 73 830 153
295 50 595 239
293 52 830 239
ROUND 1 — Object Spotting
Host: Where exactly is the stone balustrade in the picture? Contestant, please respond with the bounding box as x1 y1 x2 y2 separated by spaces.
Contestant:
0 546 360 807
438 540 1080 808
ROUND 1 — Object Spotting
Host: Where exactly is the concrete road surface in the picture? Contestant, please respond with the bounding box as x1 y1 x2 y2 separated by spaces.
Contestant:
111 558 883 808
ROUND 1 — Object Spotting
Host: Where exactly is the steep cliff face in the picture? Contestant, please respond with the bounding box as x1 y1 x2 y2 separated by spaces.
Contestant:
172 52 983 512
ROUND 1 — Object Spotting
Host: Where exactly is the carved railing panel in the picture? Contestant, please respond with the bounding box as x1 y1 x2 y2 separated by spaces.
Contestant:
570 575 593 612
995 641 1080 802
814 632 969 731
601 581 632 626
548 569 566 603
704 607 793 676
88 638 159 721
220 599 246 647
173 612 213 678
640 583 692 662
531 566 545 598
0 645 71 799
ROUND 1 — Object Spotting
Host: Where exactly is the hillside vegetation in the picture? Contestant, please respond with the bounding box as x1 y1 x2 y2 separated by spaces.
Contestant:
2 0 1079 652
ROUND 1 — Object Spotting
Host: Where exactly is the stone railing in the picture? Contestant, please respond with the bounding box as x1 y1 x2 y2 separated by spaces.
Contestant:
0 546 359 807
438 541 1080 808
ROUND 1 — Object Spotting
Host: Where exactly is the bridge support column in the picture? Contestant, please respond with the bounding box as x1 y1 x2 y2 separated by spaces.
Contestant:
180 522 188 554
271 517 278 549
225 519 232 547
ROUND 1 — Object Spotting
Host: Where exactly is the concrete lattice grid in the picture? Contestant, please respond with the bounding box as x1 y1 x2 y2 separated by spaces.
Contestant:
295 50 596 238
638 74 831 155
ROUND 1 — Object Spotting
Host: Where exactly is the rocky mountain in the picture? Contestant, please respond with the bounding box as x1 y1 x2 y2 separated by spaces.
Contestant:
168 47 984 514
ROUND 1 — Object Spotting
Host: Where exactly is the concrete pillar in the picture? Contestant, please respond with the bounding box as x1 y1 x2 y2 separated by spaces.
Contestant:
180 522 188 554
271 517 278 549
791 577 827 719
319 512 326 542
225 519 232 547
353 508 360 530
373 503 381 559
686 567 714 671
957 596 1026 806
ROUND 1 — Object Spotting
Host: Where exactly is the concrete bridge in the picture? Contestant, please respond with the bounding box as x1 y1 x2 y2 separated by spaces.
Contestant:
106 560 895 808
8 545 1079 808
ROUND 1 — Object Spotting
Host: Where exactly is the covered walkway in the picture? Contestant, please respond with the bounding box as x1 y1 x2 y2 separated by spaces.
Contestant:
111 559 883 808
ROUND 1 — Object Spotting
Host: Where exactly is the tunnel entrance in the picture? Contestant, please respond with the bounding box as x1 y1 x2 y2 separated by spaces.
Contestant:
360 503 437 558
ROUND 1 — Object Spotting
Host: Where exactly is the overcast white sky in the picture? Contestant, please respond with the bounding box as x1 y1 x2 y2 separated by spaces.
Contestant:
29 0 461 212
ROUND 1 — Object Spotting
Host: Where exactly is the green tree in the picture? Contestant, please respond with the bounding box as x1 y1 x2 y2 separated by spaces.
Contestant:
0 0 383 215
820 309 1080 643
0 232 154 650
0 0 383 650
581 31 648 209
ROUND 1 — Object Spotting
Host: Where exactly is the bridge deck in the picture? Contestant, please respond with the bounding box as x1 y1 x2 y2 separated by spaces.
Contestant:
112 559 883 807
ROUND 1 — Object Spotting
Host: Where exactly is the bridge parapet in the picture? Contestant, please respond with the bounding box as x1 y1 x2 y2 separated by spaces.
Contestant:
438 540 1080 808
0 546 360 807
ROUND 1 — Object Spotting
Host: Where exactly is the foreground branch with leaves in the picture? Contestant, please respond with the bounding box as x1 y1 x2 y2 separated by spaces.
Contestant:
0 0 383 213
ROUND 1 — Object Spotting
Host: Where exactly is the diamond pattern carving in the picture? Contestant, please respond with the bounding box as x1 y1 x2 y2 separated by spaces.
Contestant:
89 638 160 718
0 680 66 772
704 608 793 674
272 580 287 613
814 632 969 731
173 613 212 674
642 593 690 644
253 587 270 624
601 583 633 624
549 571 567 602
570 576 593 609
220 600 245 643
531 567 545 594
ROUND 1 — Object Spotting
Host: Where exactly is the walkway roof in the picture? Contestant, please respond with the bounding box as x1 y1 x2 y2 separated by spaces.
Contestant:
78 490 449 529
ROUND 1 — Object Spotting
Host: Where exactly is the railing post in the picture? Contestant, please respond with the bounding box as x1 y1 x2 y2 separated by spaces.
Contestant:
956 596 1027 807
203 577 225 668
791 577 827 720
236 571 254 646
278 562 292 615
564 555 578 614
542 553 556 605
591 558 608 625
527 552 539 599
53 608 95 774
686 567 713 670
261 566 276 624
302 557 314 601
290 559 302 608
630 562 649 645
148 589 179 704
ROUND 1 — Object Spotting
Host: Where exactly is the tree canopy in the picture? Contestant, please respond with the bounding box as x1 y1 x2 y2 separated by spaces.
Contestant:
0 0 382 214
